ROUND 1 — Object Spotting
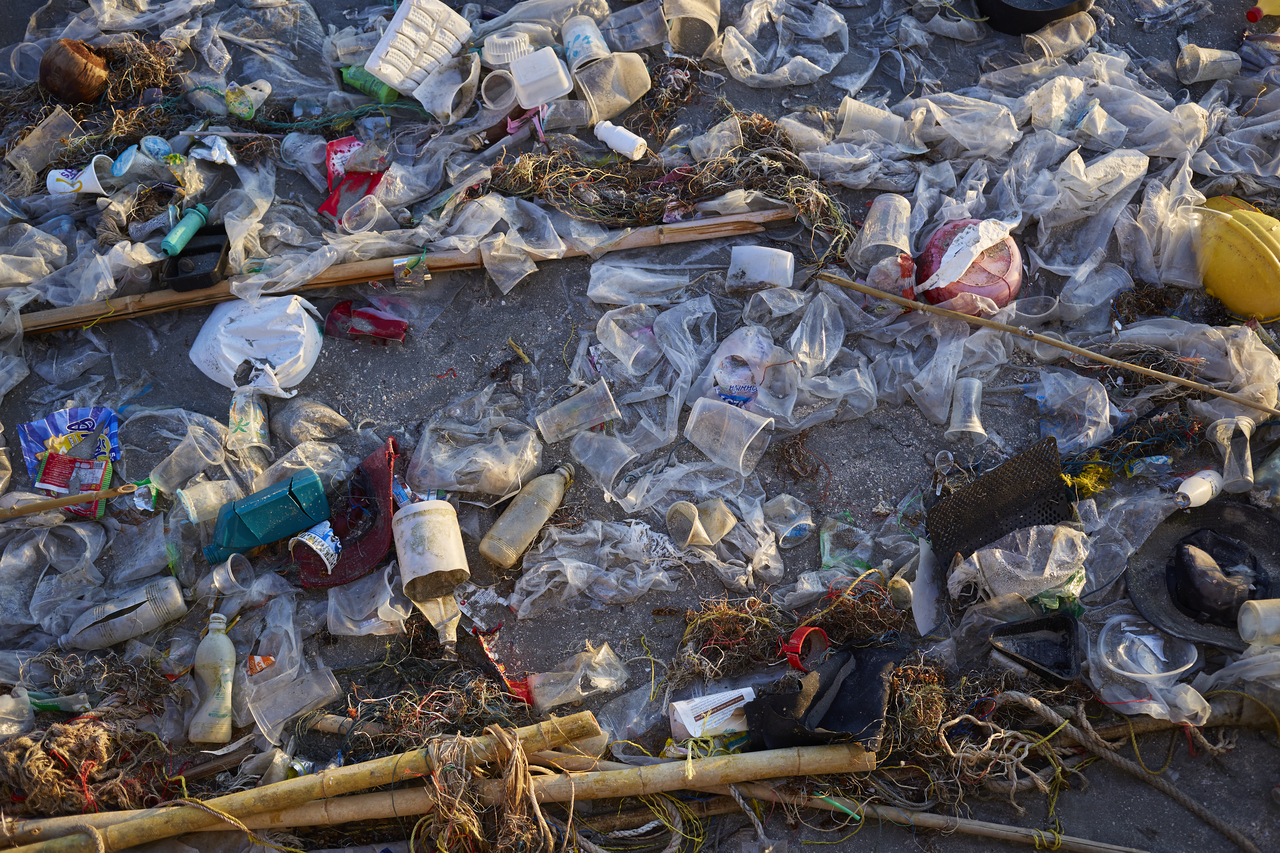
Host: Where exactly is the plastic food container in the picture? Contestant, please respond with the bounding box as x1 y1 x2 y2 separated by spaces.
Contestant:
393 500 470 601
510 47 573 109
1097 614 1198 684
363 0 472 95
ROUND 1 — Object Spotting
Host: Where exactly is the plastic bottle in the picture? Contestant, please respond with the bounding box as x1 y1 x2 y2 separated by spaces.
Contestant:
189 613 235 744
342 66 399 104
1248 0 1280 22
479 464 574 569
1174 469 1223 508
594 121 647 160
161 204 209 257
59 576 189 650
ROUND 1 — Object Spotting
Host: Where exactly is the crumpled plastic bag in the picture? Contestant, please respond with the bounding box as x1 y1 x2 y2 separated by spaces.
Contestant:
508 520 685 619
525 641 629 712
327 563 413 636
947 524 1089 608
711 0 849 88
406 383 542 497
1027 369 1119 455
270 398 352 447
188 295 323 398
1030 148 1149 268
0 508 107 647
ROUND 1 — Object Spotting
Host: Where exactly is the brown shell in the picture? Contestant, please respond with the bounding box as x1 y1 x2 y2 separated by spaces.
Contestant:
38 39 109 104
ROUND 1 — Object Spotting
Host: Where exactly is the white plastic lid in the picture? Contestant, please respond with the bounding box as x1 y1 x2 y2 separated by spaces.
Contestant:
483 32 533 68
208 612 228 630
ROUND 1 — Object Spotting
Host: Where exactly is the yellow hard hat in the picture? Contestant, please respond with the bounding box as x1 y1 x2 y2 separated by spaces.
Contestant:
1197 196 1280 321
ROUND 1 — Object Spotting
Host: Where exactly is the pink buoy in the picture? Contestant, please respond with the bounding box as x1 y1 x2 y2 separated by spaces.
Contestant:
916 219 1023 311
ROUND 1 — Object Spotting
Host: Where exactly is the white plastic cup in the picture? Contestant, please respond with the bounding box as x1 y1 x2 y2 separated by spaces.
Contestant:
193 554 254 605
481 69 517 111
177 479 244 524
536 378 621 444
855 194 912 268
342 195 399 233
393 500 470 601
1238 599 1280 646
46 154 113 195
1023 11 1096 61
1208 416 1255 494
1176 44 1241 84
945 377 987 446
727 246 795 292
562 15 611 73
835 97 903 144
684 397 773 475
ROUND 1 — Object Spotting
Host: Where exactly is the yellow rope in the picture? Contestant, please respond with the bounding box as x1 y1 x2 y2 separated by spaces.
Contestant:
1032 828 1064 849
1126 717 1178 775
82 299 116 330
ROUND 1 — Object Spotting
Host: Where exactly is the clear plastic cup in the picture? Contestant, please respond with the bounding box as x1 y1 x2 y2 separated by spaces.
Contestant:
193 554 255 605
855 194 912 268
149 424 226 495
481 69 517 111
764 494 814 549
666 501 709 549
177 479 244 524
1176 44 1241 84
1015 330 1067 363
1007 295 1060 328
1238 600 1280 646
684 397 773 475
835 96 904 143
342 195 399 233
573 51 650 124
1208 416 1255 493
570 430 637 491
536 379 622 444
1023 12 1096 61
945 377 987 446
664 0 720 57
695 498 736 545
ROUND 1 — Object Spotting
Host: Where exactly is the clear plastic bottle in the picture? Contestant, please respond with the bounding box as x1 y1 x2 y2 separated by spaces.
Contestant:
479 464 574 569
189 613 236 743
59 576 188 651
1175 469 1223 508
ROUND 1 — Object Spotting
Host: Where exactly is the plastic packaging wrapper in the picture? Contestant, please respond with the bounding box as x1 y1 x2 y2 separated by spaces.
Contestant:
948 524 1089 608
18 407 119 482
270 398 352 447
1193 643 1280 693
508 520 685 619
328 564 413 636
0 224 68 288
406 383 542 497
1030 149 1149 268
710 0 849 89
189 296 323 399
1027 369 1118 455
525 641 629 712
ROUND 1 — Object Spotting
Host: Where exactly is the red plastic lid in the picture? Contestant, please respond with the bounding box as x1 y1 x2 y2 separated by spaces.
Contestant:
1248 6 1264 21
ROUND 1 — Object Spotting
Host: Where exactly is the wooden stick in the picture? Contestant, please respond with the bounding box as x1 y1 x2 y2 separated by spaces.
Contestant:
22 209 796 335
2 713 599 853
817 271 1280 420
0 484 137 520
306 714 386 737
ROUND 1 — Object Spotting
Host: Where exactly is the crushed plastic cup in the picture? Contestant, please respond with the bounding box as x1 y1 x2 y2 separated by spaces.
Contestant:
1023 11 1096 61
342 195 400 234
149 424 226 495
193 554 254 606
111 145 171 183
1007 295 1060 328
394 499 470 601
667 497 737 549
684 396 773 475
1208 416 1255 493
1238 599 1280 646
601 0 669 52
570 430 637 491
945 377 987 446
562 15 611 74
536 379 622 444
248 666 342 745
664 0 720 57
727 246 794 292
835 96 903 144
412 53 480 125
45 154 113 195
573 51 651 123
511 46 573 110
596 305 662 376
334 30 384 66
481 69 517 111
764 494 814 549
1176 44 1241 84
1015 330 1067 363
855 194 912 269
177 479 244 524
5 106 82 175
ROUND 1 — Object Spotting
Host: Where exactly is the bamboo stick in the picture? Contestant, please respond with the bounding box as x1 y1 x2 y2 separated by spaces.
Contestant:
0 484 137 520
22 209 796 335
2 713 598 853
817 271 1280 420
307 714 386 737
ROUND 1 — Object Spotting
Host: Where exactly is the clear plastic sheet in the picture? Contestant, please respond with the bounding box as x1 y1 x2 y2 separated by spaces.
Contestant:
525 641 629 712
947 524 1089 608
711 0 849 89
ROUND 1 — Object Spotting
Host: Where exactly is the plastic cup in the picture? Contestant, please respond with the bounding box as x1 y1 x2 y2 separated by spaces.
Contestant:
481 69 517 111
570 430 637 491
1015 330 1067 363
696 498 736 544
411 54 480 125
536 379 622 444
573 51 651 124
727 246 795 292
945 377 987 446
1238 599 1280 646
1176 44 1242 85
45 154 113 195
193 554 254 605
1007 295 1060 328
684 397 773 475
835 97 904 144
1208 416 1255 493
342 195 399 234
177 479 244 524
149 424 226 495
855 194 912 268
763 494 814 549
1023 12 1096 61
393 500 470 601
666 501 709 549
562 15 611 74
1097 614 1197 686
664 0 720 57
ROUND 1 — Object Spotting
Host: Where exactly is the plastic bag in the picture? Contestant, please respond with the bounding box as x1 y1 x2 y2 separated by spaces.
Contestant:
947 524 1089 608
587 261 692 306
525 641 629 713
254 442 357 493
1027 369 1118 454
188 295 323 398
328 564 413 636
270 398 352 447
406 384 542 496
711 0 849 89
106 516 169 586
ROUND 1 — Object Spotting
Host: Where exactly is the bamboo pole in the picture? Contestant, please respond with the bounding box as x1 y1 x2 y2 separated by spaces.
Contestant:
816 270 1280 420
2 713 598 853
21 209 796 335
0 484 137 520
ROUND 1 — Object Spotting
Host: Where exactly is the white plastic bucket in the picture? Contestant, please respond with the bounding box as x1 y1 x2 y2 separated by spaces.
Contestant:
393 500 470 601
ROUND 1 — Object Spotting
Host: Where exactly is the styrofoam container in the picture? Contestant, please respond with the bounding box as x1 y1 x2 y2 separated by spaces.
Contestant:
393 500 470 601
510 46 573 109
364 0 472 95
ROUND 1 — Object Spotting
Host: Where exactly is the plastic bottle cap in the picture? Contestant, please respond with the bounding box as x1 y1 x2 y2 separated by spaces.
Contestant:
1248 6 1263 20
208 613 228 630
482 32 533 67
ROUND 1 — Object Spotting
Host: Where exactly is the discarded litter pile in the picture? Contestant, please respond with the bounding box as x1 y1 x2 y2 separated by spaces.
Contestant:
3 0 1280 851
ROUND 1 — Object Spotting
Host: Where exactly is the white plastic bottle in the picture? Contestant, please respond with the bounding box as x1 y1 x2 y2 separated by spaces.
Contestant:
1175 469 1223 508
59 577 188 651
189 613 236 744
594 121 647 160
479 464 573 569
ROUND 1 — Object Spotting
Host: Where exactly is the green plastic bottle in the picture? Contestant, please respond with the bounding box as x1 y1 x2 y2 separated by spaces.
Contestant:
342 66 399 104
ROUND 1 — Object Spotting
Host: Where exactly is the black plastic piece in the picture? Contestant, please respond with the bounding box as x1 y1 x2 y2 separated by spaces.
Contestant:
989 613 1081 686
161 224 230 292
974 0 1091 36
